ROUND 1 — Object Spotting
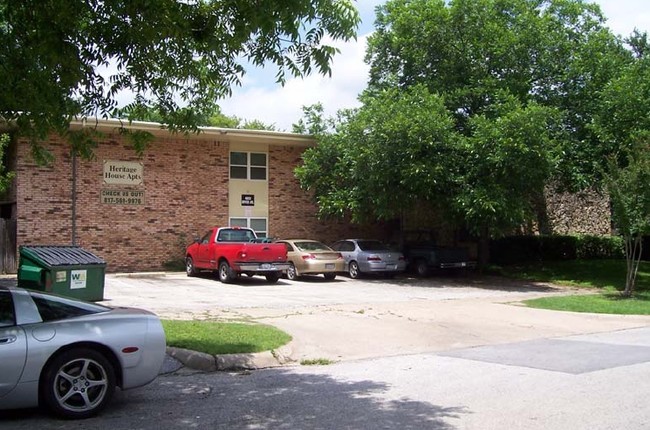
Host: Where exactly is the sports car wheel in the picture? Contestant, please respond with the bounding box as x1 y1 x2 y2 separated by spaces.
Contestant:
42 348 116 419
186 256 197 277
348 261 360 279
218 261 234 283
286 263 298 280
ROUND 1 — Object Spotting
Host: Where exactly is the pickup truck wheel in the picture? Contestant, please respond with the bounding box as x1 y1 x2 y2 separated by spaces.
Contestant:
186 257 197 277
286 263 298 280
348 261 360 279
415 260 429 277
266 273 280 283
218 261 234 283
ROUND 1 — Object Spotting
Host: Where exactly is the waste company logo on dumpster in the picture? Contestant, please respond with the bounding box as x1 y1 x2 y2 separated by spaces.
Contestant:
70 270 87 289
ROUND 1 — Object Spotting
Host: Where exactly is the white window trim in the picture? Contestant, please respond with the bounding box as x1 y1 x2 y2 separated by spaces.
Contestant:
230 151 267 181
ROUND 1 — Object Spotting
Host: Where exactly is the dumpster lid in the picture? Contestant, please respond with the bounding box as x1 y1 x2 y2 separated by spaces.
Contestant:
20 246 106 266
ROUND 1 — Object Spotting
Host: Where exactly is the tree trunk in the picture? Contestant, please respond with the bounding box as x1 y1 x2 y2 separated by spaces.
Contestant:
623 235 643 297
477 225 490 271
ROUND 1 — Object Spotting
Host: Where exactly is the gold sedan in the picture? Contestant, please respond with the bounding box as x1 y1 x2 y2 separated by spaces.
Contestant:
277 239 344 280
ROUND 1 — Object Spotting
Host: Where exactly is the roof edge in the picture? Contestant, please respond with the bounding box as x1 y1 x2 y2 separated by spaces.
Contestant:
69 118 316 146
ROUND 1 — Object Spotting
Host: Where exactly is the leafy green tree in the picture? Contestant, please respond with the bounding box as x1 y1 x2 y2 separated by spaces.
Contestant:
0 134 14 195
626 29 649 59
594 54 650 164
453 96 557 264
238 119 277 131
206 112 242 129
292 103 331 135
595 49 650 296
296 85 458 223
297 0 630 265
0 0 359 156
603 148 650 296
366 0 630 188
118 104 276 130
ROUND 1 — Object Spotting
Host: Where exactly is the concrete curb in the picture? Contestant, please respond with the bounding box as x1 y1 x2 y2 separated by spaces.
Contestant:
113 272 168 278
166 342 296 372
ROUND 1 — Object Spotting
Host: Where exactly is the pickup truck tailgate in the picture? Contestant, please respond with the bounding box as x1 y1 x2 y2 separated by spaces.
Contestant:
238 243 287 262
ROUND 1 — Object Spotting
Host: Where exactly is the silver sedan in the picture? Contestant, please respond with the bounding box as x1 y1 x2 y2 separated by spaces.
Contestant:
330 239 407 279
0 285 166 419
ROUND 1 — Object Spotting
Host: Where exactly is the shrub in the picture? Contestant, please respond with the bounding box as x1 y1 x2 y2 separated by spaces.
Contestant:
576 235 624 259
490 234 624 265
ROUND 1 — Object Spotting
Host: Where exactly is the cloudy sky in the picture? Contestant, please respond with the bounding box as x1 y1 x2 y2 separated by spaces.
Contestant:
218 0 650 132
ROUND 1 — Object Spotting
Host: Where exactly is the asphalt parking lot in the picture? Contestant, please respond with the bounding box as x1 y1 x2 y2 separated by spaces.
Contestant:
4 272 650 429
101 272 650 363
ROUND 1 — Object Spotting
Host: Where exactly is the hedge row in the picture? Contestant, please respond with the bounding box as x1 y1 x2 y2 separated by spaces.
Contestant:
489 234 625 265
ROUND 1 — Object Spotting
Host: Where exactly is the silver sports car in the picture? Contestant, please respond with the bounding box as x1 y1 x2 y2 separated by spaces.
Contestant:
0 285 166 419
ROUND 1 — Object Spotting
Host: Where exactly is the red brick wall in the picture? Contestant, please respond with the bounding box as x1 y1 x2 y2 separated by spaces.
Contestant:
17 132 230 272
17 136 74 245
16 132 384 272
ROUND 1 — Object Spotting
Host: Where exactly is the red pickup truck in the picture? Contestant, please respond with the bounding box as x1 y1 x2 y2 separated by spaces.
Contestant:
185 227 290 283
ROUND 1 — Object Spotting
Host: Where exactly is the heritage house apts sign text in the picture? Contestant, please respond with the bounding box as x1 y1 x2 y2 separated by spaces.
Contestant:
102 160 145 205
103 160 143 185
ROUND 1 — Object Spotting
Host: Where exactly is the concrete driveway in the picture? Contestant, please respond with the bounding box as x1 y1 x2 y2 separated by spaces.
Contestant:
101 272 650 363
3 272 650 429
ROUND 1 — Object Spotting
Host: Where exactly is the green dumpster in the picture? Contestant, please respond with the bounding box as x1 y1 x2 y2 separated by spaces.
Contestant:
17 246 107 301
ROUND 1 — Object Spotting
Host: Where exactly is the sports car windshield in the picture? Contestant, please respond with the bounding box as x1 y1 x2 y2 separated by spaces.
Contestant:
28 291 110 322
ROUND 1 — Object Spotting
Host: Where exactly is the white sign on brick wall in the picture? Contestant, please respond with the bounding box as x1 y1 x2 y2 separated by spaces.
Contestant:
103 160 143 185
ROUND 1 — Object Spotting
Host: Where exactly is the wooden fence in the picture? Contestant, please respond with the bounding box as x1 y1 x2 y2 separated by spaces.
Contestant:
0 219 17 274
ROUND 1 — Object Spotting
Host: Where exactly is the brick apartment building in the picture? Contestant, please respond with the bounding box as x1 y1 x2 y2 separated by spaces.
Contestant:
2 118 613 273
5 119 382 272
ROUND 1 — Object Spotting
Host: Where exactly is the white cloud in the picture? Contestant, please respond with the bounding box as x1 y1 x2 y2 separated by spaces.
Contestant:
219 0 650 132
219 34 370 131
596 0 650 37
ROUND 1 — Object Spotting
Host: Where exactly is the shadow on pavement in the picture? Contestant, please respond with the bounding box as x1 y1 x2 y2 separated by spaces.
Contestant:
357 273 561 293
0 368 467 429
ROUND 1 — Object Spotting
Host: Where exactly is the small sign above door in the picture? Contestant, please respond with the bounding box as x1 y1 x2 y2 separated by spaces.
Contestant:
241 194 255 206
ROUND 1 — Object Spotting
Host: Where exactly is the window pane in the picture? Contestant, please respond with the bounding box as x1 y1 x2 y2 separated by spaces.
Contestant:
250 167 266 180
296 241 330 251
250 153 267 166
230 218 248 227
230 152 247 166
250 218 267 232
29 291 109 322
230 166 247 179
358 240 388 251
0 291 15 327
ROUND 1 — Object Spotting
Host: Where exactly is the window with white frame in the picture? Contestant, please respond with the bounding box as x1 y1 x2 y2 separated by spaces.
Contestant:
230 218 268 237
230 151 267 180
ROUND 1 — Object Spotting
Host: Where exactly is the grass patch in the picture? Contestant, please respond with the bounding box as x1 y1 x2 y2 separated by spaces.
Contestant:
162 320 292 355
499 259 650 315
300 358 336 366
523 290 650 315
496 259 650 290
